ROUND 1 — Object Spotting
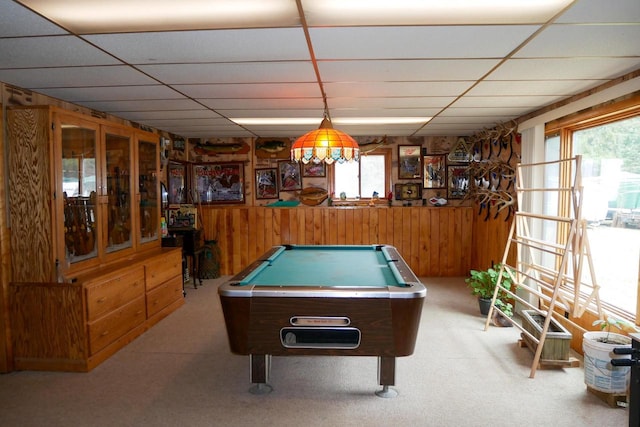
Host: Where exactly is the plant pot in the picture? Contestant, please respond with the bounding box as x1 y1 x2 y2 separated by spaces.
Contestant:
521 310 572 361
478 297 491 316
583 331 631 394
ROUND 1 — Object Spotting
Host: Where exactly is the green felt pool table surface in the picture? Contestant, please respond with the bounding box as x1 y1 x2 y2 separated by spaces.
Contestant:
239 245 406 288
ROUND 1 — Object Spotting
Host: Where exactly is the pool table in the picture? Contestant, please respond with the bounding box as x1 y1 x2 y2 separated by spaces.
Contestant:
218 244 426 397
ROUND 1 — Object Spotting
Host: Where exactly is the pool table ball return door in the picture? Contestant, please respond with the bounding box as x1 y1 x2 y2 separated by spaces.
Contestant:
218 244 426 397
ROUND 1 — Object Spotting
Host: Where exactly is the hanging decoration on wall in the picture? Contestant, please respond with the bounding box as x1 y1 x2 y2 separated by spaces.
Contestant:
193 139 251 156
465 120 520 221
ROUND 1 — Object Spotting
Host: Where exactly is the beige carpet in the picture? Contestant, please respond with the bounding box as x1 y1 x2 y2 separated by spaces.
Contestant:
0 276 628 426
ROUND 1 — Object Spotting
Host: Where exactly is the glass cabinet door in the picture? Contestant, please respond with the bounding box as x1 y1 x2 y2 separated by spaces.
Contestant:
61 121 99 265
105 131 133 253
138 139 159 243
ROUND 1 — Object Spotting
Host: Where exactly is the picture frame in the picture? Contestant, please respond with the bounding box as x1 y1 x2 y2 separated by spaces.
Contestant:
423 155 447 189
255 168 278 199
302 162 326 177
394 183 422 201
447 165 470 199
398 145 422 179
277 161 302 191
192 162 245 204
167 161 188 204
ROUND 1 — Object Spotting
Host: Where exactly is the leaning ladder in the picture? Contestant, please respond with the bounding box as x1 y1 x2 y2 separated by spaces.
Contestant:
484 155 603 378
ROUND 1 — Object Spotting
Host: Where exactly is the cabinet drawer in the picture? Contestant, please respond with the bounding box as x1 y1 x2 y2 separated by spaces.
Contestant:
146 249 182 291
86 266 145 322
88 296 146 355
146 275 183 318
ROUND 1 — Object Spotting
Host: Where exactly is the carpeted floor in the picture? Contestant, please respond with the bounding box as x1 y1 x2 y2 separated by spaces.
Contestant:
0 276 629 426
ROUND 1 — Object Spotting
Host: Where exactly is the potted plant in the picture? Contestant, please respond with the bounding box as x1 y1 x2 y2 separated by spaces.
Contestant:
583 316 636 394
465 263 514 318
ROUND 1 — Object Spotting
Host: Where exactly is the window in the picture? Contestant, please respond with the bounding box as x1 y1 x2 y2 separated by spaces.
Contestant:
545 100 640 318
331 149 391 199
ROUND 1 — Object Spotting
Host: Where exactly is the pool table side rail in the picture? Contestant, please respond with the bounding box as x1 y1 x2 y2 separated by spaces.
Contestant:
218 244 426 299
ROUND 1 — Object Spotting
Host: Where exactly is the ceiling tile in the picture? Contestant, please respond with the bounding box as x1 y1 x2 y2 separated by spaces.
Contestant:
76 99 209 112
85 28 310 64
138 62 317 84
516 24 640 57
0 1 68 36
324 81 473 97
328 97 453 109
319 59 501 82
199 98 323 110
0 66 157 89
310 26 541 59
452 95 566 108
173 83 321 99
557 0 640 23
0 36 121 68
36 85 184 102
488 58 640 80
466 80 606 96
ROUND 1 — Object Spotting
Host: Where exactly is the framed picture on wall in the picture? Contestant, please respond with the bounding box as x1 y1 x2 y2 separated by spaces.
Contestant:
167 161 188 204
423 155 447 189
277 161 302 191
398 145 422 179
448 165 470 199
302 162 326 177
255 168 278 199
193 162 245 204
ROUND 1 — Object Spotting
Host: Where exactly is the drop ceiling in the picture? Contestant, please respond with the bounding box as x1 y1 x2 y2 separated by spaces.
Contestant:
0 0 639 139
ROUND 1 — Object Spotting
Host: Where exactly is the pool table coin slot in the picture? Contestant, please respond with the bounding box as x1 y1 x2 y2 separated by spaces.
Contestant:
280 327 361 349
290 316 350 326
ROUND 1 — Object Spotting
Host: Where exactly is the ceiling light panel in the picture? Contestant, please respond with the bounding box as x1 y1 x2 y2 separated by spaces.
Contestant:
301 0 575 26
85 28 310 64
18 0 300 33
310 26 540 60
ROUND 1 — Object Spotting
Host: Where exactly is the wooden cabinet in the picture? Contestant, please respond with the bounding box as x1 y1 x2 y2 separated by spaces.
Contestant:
7 105 181 372
7 105 161 281
9 247 183 372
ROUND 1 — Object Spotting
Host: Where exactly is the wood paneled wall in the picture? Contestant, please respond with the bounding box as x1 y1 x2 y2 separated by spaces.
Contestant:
199 206 475 277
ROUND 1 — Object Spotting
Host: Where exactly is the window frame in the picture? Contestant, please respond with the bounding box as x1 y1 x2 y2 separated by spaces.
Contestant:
544 94 640 321
328 148 392 202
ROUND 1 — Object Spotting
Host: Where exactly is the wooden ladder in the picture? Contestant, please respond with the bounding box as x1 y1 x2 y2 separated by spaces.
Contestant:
484 155 603 378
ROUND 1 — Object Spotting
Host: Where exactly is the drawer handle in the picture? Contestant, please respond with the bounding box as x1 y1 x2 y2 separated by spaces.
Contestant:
101 330 110 336
97 297 107 303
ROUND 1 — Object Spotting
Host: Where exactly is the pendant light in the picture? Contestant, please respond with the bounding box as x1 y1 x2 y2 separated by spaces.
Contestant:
290 114 359 165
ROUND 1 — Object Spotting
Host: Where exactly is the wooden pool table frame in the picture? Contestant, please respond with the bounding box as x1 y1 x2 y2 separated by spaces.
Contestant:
218 244 426 397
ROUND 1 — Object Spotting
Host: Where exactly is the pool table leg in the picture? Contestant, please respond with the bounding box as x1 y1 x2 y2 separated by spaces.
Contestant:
375 356 398 398
249 354 273 394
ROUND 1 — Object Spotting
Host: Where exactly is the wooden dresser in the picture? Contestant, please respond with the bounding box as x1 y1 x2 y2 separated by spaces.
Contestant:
9 247 183 372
